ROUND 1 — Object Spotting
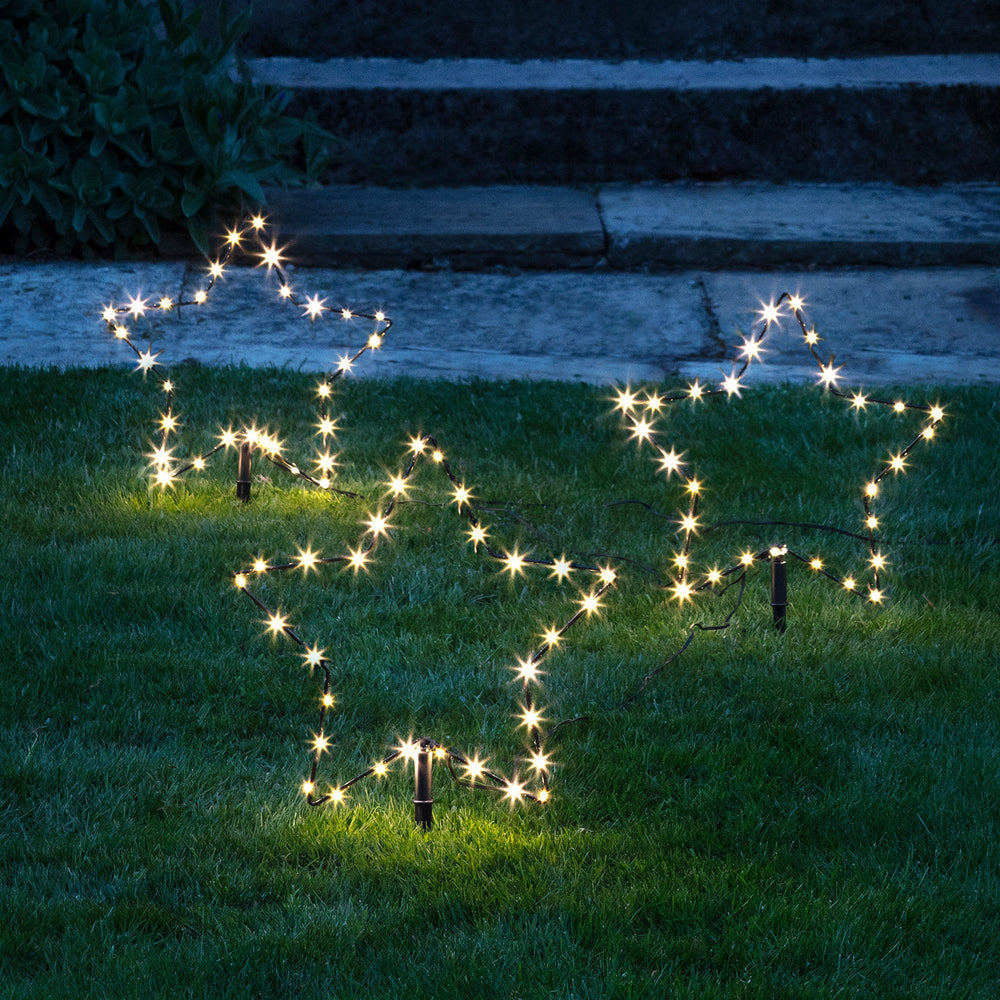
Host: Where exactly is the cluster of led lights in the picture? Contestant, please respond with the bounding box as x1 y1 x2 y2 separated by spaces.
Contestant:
100 213 391 491
615 292 945 606
234 434 618 809
101 261 946 815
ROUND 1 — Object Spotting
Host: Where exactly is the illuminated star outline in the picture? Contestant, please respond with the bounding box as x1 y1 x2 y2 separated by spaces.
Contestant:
100 213 391 494
234 434 618 810
615 291 946 606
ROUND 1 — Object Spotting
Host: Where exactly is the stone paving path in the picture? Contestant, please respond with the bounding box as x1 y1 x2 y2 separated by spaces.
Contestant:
3 258 997 386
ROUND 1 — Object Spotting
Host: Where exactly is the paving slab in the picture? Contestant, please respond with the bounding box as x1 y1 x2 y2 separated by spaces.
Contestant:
263 186 604 269
166 268 710 383
601 183 1000 269
692 269 1000 387
0 261 188 369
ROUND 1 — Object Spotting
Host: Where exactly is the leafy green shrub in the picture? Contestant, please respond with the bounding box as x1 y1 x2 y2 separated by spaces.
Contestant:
0 0 330 254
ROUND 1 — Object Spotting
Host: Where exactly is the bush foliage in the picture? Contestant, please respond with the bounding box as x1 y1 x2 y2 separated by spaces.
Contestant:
0 0 329 254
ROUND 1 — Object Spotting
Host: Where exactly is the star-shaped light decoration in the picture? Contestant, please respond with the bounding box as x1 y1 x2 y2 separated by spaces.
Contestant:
234 435 618 817
100 213 392 494
614 292 947 607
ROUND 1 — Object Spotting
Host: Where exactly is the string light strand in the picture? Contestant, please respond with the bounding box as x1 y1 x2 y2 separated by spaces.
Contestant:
615 292 946 604
101 213 392 494
235 434 618 809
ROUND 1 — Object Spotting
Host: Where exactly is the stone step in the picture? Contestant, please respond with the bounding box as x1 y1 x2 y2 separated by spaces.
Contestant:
243 0 1000 60
259 182 1000 271
249 55 1000 185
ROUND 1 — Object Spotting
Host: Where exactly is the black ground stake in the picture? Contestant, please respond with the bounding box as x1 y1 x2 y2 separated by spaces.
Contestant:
236 441 252 503
771 548 788 632
414 742 433 829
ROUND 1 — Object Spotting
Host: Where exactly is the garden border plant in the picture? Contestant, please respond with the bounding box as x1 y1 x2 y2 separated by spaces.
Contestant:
0 0 330 255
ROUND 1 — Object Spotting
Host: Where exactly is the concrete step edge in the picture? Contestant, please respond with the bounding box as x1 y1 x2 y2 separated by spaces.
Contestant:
248 54 1000 91
258 183 1000 270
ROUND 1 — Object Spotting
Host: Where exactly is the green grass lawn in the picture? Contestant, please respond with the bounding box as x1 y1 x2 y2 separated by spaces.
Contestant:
1 366 998 999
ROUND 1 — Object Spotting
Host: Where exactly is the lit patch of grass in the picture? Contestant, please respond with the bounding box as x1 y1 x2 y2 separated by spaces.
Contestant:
1 367 998 999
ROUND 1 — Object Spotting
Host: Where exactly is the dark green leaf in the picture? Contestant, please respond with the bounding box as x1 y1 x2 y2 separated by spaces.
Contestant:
90 207 115 244
0 186 16 227
71 201 89 233
186 210 209 253
106 195 129 220
180 103 213 165
29 117 56 144
18 90 62 119
181 188 207 218
218 168 265 204
108 131 151 166
139 208 160 244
